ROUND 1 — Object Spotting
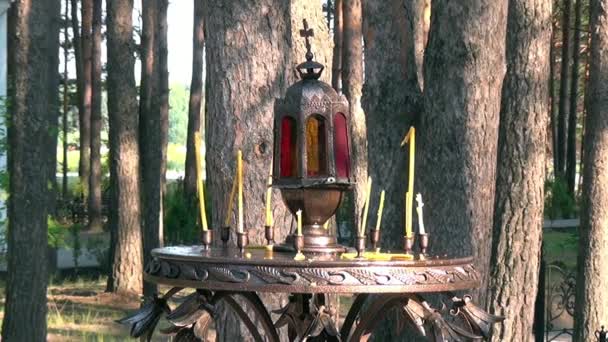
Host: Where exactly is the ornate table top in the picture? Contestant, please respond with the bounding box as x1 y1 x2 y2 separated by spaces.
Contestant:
144 246 479 294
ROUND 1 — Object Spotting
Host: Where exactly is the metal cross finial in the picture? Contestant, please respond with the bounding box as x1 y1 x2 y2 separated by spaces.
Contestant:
300 19 314 61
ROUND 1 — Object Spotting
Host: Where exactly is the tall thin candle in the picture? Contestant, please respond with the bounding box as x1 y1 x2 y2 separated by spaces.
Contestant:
360 176 372 236
237 150 244 233
194 133 208 231
401 127 416 237
296 209 303 236
265 175 273 227
375 190 385 230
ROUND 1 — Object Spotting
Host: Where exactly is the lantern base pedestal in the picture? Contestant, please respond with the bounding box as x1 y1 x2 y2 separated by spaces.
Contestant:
275 232 347 255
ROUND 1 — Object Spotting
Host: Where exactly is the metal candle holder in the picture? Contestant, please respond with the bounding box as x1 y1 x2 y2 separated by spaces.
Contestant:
418 233 429 255
264 225 275 246
293 234 304 254
403 235 414 255
221 226 230 246
201 230 213 250
236 231 248 253
369 228 381 251
355 236 366 259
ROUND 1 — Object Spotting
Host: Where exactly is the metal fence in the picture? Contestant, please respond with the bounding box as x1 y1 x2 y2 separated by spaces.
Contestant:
535 219 580 342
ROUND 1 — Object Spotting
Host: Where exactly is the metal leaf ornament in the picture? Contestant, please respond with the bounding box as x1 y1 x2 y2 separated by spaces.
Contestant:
450 295 504 339
117 294 170 341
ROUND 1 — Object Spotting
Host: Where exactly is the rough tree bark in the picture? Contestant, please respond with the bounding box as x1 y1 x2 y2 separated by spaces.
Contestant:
419 0 507 304
80 0 92 188
332 0 342 91
63 0 70 199
567 0 583 194
410 0 430 91
574 0 608 338
557 0 572 177
140 0 168 297
88 0 103 231
105 0 143 296
342 0 367 236
550 18 559 177
362 0 422 251
202 1 331 339
70 0 83 136
2 0 60 339
485 0 551 340
184 0 205 202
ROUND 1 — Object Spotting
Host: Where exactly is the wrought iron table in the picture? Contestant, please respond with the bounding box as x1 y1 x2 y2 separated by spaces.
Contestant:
120 246 502 341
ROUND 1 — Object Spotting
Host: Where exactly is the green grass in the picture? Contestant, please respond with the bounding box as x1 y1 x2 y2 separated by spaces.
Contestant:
543 229 578 270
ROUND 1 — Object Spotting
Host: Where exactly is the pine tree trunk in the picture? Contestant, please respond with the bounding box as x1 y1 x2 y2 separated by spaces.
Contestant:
566 0 583 195
106 0 143 296
203 1 331 339
80 0 92 189
70 0 83 139
342 0 367 237
574 0 608 338
362 0 422 252
410 0 430 91
140 0 168 297
485 0 551 340
557 0 572 177
63 0 70 199
2 0 60 339
550 20 559 178
88 0 103 231
419 0 507 304
331 0 342 91
184 0 204 202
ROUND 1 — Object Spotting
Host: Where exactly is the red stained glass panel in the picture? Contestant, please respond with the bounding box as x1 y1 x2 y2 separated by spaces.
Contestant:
334 113 349 178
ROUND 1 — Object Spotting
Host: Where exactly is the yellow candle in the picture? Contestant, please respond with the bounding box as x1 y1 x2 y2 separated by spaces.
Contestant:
360 176 372 236
296 209 303 236
224 175 237 227
237 150 244 233
323 220 329 230
401 126 416 237
265 175 273 227
406 191 413 237
375 190 385 230
194 133 208 231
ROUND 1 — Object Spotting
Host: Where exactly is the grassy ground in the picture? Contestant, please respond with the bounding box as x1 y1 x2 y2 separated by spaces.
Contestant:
543 228 578 270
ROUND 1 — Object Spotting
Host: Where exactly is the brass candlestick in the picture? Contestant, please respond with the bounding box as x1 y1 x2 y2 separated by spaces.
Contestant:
201 230 213 250
418 233 429 255
236 231 248 253
221 226 230 246
264 225 275 246
403 235 414 255
369 228 381 251
293 234 304 254
355 236 366 259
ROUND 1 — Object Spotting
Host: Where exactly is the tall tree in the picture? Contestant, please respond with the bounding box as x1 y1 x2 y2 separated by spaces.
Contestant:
342 0 367 235
566 0 584 194
62 0 70 199
106 0 143 295
362 0 422 250
331 0 342 91
139 0 168 296
574 0 608 338
3 0 60 339
184 0 205 202
550 16 559 176
419 0 507 303
202 1 331 339
70 0 84 146
88 0 103 231
557 0 572 177
80 0 93 189
485 0 551 340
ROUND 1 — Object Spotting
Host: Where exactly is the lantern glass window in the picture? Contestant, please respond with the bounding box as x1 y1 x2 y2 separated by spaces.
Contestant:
280 116 298 177
305 115 327 177
334 112 350 178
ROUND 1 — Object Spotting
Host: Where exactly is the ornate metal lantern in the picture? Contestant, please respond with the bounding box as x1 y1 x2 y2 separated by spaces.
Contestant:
272 33 352 254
